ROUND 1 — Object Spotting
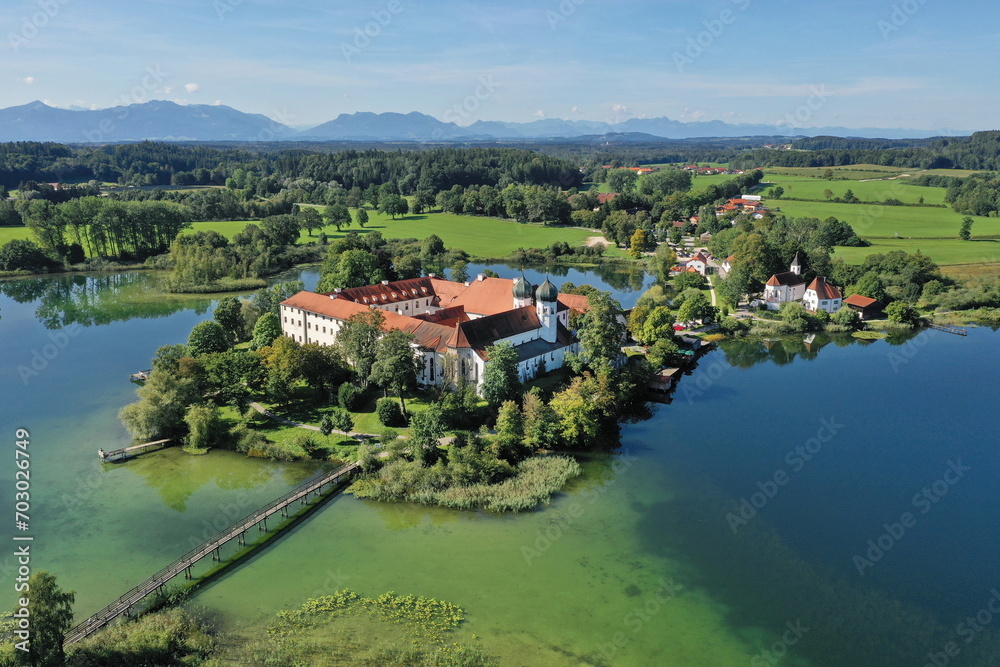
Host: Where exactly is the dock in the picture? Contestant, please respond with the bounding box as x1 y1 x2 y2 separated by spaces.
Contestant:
63 461 358 646
99 439 174 463
129 370 151 382
928 323 968 336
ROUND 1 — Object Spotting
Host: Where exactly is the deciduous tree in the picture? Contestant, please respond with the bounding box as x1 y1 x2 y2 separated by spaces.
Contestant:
481 343 521 409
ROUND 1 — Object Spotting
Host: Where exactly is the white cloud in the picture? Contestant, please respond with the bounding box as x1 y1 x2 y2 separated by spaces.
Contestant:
213 100 222 106
534 109 545 118
184 83 200 93
22 76 35 85
612 103 629 114
570 105 581 114
681 107 708 121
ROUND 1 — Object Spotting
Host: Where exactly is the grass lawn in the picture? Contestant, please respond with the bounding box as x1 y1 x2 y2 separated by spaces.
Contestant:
255 384 441 437
0 226 32 245
191 209 602 259
771 200 1000 239
688 173 741 193
832 238 1000 266
762 175 947 206
765 164 913 180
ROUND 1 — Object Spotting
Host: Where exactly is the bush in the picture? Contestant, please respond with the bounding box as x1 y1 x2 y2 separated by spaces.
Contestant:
718 316 750 337
376 397 406 427
338 382 363 411
65 607 213 666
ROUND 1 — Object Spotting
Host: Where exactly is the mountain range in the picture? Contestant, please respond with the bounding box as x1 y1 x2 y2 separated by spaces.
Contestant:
0 100 966 143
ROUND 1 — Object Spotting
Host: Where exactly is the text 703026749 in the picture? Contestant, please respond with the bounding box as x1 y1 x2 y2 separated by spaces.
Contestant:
12 428 32 653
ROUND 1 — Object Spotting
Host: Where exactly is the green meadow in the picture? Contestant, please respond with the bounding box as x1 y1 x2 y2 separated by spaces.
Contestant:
762 175 948 205
689 173 741 193
765 164 913 180
771 200 1000 240
190 208 606 259
0 226 32 245
832 238 1000 267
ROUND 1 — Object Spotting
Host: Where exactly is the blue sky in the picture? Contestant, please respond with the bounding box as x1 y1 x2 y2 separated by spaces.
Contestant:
1 0 996 131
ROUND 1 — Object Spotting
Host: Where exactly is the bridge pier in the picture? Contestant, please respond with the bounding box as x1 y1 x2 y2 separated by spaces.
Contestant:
212 547 221 562
184 565 193 579
238 531 246 546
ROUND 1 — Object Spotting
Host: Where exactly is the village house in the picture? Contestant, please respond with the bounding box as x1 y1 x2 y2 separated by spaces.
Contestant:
686 251 711 275
279 274 587 390
803 277 843 314
716 195 769 218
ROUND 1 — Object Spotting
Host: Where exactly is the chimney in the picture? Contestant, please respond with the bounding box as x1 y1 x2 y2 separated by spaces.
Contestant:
477 274 485 282
334 288 342 293
428 273 437 278
382 280 390 286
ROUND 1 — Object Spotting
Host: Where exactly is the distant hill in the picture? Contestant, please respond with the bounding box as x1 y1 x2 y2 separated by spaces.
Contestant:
0 101 968 143
0 100 296 143
299 111 465 141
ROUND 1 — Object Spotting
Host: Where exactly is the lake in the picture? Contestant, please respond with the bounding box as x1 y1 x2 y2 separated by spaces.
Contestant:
1 266 998 665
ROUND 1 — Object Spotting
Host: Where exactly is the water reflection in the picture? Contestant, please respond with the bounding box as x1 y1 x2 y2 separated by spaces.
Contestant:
466 262 653 307
0 272 213 329
719 330 925 369
126 448 310 512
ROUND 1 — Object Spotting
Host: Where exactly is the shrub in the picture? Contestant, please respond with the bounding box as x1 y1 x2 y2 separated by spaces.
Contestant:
376 397 406 427
338 382 363 411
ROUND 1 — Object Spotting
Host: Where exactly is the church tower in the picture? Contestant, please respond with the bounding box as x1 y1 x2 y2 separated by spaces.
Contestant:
790 252 803 275
535 278 559 343
513 274 533 309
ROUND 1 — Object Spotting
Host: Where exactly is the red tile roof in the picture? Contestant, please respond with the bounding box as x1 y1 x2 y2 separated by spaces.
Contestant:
449 277 518 316
337 277 435 306
557 293 590 314
597 193 619 204
844 294 879 308
766 272 805 287
282 292 370 320
807 277 842 301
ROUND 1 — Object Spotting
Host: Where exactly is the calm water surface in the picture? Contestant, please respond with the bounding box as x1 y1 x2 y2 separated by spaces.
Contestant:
1 267 998 665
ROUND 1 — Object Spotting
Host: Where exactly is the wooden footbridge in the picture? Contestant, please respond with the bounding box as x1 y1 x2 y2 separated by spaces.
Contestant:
63 461 359 646
928 323 968 336
99 439 175 462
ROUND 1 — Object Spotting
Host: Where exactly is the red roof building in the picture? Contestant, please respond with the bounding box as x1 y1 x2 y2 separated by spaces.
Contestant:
280 275 586 389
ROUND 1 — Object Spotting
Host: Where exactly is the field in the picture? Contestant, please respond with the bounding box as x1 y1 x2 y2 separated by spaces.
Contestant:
189 208 605 259
770 199 1000 240
832 238 1000 267
0 227 32 245
765 164 913 180
761 175 948 205
689 173 740 193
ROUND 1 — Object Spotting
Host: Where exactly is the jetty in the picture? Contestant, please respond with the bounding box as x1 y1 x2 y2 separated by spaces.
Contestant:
63 461 358 646
99 439 174 462
928 323 968 336
129 370 151 382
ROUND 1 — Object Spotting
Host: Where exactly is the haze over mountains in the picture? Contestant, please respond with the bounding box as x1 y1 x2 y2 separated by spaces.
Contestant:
0 100 966 144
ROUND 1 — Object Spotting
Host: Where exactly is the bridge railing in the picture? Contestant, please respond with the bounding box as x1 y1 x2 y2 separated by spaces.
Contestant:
64 461 357 644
